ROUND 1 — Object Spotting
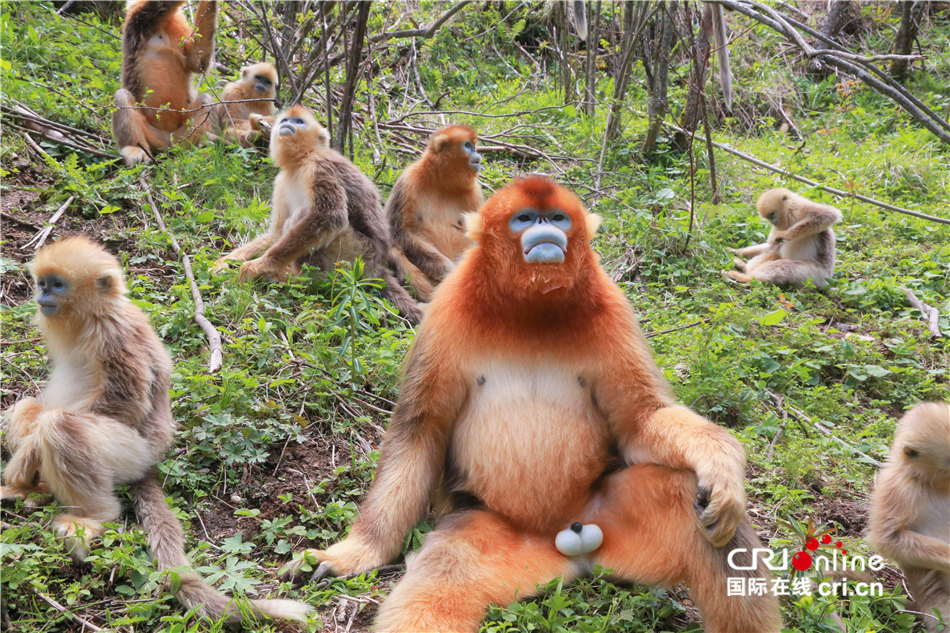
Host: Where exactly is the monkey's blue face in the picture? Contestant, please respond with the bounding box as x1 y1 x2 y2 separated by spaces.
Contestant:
463 140 481 173
253 74 273 94
277 116 307 136
35 274 68 316
509 208 572 264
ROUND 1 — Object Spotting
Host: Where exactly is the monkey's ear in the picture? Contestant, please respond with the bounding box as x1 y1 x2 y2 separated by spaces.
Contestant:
464 212 483 241
432 134 450 153
241 66 250 78
97 268 125 294
585 214 602 240
781 195 788 201
318 127 330 145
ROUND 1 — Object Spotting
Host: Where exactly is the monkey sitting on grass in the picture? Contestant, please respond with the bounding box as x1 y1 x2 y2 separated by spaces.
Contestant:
1 236 311 625
726 188 842 288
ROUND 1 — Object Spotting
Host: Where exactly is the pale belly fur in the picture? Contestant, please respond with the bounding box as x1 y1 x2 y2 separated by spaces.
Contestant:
451 359 610 531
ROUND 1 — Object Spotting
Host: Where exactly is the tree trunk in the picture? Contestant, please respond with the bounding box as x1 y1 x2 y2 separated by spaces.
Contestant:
807 1 852 77
335 1 371 154
642 2 674 155
606 1 644 140
675 2 710 151
584 0 602 117
890 1 925 82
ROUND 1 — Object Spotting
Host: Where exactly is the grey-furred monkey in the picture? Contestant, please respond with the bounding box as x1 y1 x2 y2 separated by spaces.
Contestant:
213 105 424 324
868 402 950 632
0 236 311 624
726 188 842 288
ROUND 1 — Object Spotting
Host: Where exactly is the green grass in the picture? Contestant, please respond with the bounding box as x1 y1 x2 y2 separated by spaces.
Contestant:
1 2 948 632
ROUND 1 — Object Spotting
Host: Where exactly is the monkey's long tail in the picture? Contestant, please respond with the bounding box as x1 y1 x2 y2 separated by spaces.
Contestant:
130 472 312 624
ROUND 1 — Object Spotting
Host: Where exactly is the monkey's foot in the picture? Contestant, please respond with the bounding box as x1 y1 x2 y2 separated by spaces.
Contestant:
554 522 603 557
239 257 288 283
119 145 151 167
725 270 753 283
278 549 324 585
54 515 104 563
694 480 745 547
0 482 51 506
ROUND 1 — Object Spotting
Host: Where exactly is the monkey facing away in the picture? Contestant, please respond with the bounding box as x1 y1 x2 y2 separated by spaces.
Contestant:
111 1 219 166
726 188 842 288
212 62 278 148
281 176 782 632
214 105 424 323
868 402 950 632
387 125 483 300
0 237 311 624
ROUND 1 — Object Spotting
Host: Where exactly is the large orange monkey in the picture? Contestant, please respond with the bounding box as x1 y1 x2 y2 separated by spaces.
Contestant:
283 177 781 632
111 1 218 166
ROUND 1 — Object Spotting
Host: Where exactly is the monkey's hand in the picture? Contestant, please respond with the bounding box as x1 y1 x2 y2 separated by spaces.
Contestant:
768 234 787 249
692 438 747 547
239 257 289 283
279 537 389 585
726 247 744 256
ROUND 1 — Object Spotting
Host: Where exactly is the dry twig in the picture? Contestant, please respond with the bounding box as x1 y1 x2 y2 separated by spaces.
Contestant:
140 176 223 373
902 288 943 338
22 196 74 251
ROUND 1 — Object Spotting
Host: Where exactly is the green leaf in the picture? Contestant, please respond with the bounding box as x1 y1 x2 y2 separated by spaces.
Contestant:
760 309 788 326
195 211 214 223
864 365 892 378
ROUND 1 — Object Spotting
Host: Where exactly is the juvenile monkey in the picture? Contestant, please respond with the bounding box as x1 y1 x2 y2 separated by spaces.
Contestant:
387 125 483 300
726 188 842 288
111 1 218 166
214 106 424 323
868 402 950 632
212 62 277 147
0 237 311 624
282 177 781 632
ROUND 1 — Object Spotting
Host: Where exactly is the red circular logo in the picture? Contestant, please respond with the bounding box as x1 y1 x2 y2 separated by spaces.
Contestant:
821 535 832 545
806 538 819 551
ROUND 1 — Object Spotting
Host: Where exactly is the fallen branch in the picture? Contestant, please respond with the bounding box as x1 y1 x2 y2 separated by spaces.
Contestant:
1 211 40 231
645 318 709 338
661 120 950 225
140 176 223 373
370 1 474 43
902 288 943 338
29 587 108 632
22 196 74 251
765 390 883 467
707 0 950 145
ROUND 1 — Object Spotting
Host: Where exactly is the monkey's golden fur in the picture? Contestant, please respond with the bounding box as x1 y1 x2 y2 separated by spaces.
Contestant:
214 106 423 323
868 402 950 632
727 188 842 288
1 236 310 624
111 1 218 166
212 62 277 147
281 177 781 632
388 125 483 300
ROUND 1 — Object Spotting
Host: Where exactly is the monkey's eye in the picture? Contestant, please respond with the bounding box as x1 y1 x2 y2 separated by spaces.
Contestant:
552 214 565 222
464 141 475 151
52 280 64 290
509 209 537 232
905 447 920 458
